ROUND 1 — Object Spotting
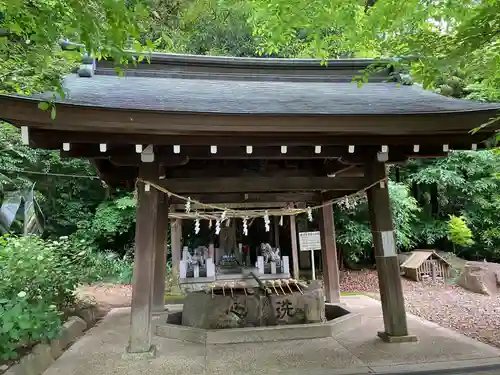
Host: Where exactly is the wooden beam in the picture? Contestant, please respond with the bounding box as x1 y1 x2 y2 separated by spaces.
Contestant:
172 202 289 210
163 164 364 178
128 164 159 354
319 204 341 303
158 177 367 193
14 109 498 144
290 215 299 279
169 192 327 204
274 216 280 249
152 193 169 313
60 144 375 160
169 192 353 205
365 161 414 342
58 143 465 162
170 218 182 281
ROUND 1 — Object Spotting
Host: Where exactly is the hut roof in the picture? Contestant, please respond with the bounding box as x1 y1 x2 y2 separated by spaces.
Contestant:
400 250 451 269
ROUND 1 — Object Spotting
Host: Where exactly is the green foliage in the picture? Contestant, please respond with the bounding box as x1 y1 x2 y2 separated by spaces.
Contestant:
0 235 80 308
448 215 474 247
0 0 154 94
66 237 134 284
335 181 420 262
0 122 106 237
0 234 134 359
244 0 500 100
0 235 77 359
0 297 61 360
389 182 421 250
80 194 137 253
91 195 136 239
399 150 500 260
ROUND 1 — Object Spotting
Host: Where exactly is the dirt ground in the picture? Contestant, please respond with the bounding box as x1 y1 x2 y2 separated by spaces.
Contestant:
78 269 500 348
77 284 133 310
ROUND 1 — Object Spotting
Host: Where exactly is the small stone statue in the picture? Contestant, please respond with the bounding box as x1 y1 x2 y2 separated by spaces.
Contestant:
260 243 281 266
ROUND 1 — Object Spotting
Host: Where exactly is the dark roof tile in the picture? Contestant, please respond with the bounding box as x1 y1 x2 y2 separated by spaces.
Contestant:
60 74 500 115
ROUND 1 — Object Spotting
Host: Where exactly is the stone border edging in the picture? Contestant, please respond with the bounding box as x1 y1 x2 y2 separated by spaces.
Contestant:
156 308 365 345
2 305 101 375
366 358 500 375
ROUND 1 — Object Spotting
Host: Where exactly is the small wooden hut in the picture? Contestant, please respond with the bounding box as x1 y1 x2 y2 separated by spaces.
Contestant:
400 250 451 281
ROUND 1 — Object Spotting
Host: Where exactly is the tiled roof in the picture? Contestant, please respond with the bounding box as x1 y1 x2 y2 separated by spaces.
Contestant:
55 73 500 115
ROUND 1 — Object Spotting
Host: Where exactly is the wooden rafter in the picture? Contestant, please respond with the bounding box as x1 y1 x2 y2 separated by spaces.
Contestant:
57 144 455 163
168 192 352 205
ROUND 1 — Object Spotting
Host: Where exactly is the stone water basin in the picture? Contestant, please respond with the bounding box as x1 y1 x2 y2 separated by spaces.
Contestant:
156 285 364 344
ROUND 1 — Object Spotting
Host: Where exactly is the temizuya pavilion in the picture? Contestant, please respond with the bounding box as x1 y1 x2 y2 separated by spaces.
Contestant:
1 53 499 353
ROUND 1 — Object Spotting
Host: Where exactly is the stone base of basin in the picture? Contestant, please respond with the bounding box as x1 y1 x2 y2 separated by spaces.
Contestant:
181 286 325 329
155 304 365 344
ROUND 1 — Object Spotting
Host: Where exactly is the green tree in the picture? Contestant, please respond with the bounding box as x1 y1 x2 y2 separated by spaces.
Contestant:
335 181 420 264
0 0 159 94
0 122 105 236
448 215 474 247
399 150 500 260
243 0 500 102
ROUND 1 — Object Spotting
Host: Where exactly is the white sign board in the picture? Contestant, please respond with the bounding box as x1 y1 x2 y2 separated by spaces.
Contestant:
299 231 321 252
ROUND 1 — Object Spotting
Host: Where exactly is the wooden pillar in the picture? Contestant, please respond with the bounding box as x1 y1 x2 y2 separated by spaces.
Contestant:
319 204 340 303
274 216 280 249
128 165 159 354
152 194 169 313
365 161 416 343
289 215 299 279
171 218 182 274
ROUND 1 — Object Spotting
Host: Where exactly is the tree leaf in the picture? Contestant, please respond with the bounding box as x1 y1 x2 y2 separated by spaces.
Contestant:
38 102 49 111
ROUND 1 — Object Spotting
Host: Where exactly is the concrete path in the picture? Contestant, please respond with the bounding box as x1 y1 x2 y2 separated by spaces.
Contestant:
41 296 500 375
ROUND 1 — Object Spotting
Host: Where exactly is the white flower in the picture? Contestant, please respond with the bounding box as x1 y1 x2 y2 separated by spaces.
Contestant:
17 291 27 298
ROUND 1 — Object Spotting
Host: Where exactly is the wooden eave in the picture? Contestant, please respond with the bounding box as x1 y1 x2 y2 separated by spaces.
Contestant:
1 95 498 140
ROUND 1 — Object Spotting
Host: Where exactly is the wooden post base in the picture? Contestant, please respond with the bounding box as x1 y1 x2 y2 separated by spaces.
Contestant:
123 345 157 358
377 331 418 343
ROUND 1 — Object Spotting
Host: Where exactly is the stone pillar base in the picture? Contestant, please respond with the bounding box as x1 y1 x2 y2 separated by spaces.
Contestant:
377 331 418 343
123 345 157 359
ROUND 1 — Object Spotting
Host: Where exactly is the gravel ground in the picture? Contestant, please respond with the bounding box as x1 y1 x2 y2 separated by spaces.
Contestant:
341 270 500 348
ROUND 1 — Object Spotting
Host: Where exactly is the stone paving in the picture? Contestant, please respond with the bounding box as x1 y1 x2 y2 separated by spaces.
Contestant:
41 296 500 375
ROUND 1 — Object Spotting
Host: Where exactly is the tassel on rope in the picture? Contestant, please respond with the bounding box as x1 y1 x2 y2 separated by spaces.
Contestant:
194 217 200 234
307 206 313 222
243 217 248 236
264 211 270 232
138 177 386 221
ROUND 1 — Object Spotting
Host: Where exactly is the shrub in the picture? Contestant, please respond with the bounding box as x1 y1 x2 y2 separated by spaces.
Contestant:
0 234 134 360
61 236 134 284
0 235 80 308
448 215 474 247
0 297 61 360
0 235 79 360
79 249 134 284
